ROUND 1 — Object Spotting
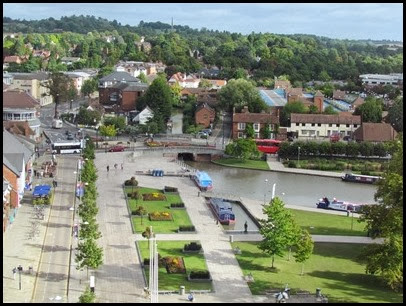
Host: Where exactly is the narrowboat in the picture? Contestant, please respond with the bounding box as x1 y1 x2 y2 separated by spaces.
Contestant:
209 198 235 225
193 171 213 191
341 173 381 184
316 197 366 213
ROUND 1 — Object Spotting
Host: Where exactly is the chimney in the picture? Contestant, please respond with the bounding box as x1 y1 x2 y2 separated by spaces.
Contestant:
242 106 249 113
232 107 236 114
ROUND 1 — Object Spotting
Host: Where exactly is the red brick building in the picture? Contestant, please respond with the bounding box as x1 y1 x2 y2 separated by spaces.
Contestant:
353 123 398 142
232 106 280 139
195 103 215 128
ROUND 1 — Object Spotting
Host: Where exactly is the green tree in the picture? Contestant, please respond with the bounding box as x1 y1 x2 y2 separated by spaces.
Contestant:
385 97 403 132
354 96 383 123
261 124 271 139
218 78 267 113
280 101 308 127
225 138 261 161
293 230 314 275
42 72 73 118
198 78 212 89
308 104 319 114
79 218 102 240
75 238 103 277
81 78 98 98
345 142 360 157
258 197 296 269
323 105 338 115
103 116 126 131
137 72 148 84
76 107 101 127
358 134 403 290
99 125 117 137
244 123 255 139
78 286 96 303
142 226 154 249
359 141 374 157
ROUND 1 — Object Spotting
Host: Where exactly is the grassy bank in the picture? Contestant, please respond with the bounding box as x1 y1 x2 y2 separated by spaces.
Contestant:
138 241 213 292
125 186 193 233
290 209 366 236
232 241 402 303
212 158 269 170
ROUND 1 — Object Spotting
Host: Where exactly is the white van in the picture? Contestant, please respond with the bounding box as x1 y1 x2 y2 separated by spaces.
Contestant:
52 119 63 129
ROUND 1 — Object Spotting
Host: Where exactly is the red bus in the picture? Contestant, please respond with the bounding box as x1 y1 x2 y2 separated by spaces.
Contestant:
255 139 282 154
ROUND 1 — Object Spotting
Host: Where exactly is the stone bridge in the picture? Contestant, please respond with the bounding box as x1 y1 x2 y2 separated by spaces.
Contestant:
133 146 225 161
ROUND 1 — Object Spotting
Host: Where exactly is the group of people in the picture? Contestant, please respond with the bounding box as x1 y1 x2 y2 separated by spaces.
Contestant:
106 164 124 172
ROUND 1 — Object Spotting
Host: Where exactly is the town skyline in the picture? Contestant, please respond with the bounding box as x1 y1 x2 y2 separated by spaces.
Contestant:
3 3 403 41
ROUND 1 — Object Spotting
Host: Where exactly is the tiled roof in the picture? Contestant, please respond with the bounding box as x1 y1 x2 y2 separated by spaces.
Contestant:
353 97 365 106
3 129 34 161
196 103 215 114
233 112 279 124
122 83 149 92
208 79 227 86
10 72 50 81
4 56 21 63
3 121 35 137
99 72 140 82
3 90 40 108
314 90 324 97
333 90 346 99
290 113 361 124
353 123 397 142
287 87 303 96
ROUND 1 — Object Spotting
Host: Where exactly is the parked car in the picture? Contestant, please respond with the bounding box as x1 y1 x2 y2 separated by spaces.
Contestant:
330 133 340 142
201 128 212 136
67 132 74 140
196 132 208 139
108 145 125 152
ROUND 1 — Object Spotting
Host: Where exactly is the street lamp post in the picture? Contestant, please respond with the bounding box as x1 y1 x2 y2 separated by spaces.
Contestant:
222 113 225 149
70 99 73 110
297 146 301 167
94 119 98 149
264 179 268 205
17 265 23 290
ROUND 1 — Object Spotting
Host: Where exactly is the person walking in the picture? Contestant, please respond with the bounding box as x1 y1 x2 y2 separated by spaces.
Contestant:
121 163 123 170
12 267 17 280
114 163 118 169
244 221 248 233
107 165 110 172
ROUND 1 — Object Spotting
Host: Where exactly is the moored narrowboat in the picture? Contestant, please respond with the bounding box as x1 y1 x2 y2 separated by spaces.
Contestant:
193 171 213 191
316 197 366 213
209 198 235 225
341 173 381 184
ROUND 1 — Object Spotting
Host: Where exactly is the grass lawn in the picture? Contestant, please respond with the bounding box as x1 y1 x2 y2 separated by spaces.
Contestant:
125 186 193 233
290 209 367 236
231 242 403 303
212 158 269 170
138 240 213 292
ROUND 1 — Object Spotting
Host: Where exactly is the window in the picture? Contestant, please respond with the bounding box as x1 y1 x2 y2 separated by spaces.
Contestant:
301 130 308 135
311 123 315 127
329 124 332 127
336 124 339 127
253 123 260 132
238 123 246 130
318 123 321 127
309 130 315 135
238 132 244 138
203 114 208 119
346 124 350 127
14 114 21 120
354 124 358 128
254 133 260 139
301 123 305 126
268 124 274 130
296 123 299 126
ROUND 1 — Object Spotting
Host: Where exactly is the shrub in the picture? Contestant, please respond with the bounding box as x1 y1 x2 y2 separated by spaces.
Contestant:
170 203 185 208
178 225 196 232
133 206 147 216
189 270 211 279
287 161 296 168
184 242 202 251
164 186 178 193
163 256 186 274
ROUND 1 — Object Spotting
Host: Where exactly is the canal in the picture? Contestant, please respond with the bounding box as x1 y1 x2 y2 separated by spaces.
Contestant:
186 161 377 208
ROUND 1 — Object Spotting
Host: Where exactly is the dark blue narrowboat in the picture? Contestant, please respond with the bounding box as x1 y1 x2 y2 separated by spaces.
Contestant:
341 173 381 184
209 198 235 225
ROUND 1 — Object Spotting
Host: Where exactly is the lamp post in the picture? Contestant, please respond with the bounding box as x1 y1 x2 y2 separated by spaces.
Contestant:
94 119 98 149
222 112 225 149
263 179 268 205
351 211 354 230
297 146 301 167
17 265 23 290
70 99 73 110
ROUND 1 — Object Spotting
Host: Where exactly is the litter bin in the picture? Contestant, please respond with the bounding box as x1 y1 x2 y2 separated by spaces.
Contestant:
316 288 321 298
29 266 33 274
229 235 234 242
179 285 185 295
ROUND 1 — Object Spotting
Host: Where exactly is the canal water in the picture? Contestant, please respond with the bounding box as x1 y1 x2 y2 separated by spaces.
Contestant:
187 161 377 208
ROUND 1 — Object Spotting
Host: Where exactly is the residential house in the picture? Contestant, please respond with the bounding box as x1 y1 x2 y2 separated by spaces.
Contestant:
353 123 397 143
359 73 403 87
3 178 18 233
135 36 152 53
351 97 365 110
289 113 361 140
3 55 28 65
3 71 14 85
180 88 218 107
195 103 216 128
121 83 149 111
333 90 346 100
207 79 227 90
168 72 200 88
132 106 154 125
197 67 220 78
274 79 291 91
32 49 51 59
98 72 141 106
64 71 92 94
232 106 280 139
3 121 35 140
3 129 36 231
3 90 42 140
9 72 53 106
285 88 324 113
98 71 140 89
60 56 81 65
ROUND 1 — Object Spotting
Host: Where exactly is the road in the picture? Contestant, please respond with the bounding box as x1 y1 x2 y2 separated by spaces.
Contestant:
32 155 79 303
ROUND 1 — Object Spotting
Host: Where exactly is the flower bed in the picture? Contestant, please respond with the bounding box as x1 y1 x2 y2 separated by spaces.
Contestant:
187 270 212 282
143 193 166 201
149 211 173 221
163 256 186 274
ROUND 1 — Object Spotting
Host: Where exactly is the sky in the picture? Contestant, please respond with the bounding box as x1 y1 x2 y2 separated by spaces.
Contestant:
3 3 403 41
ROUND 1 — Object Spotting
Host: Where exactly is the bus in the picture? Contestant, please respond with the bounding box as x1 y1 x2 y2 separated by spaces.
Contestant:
52 119 63 129
51 140 85 154
255 139 282 154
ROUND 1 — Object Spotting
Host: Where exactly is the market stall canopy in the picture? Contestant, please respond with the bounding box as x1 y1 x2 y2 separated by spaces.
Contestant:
32 184 51 197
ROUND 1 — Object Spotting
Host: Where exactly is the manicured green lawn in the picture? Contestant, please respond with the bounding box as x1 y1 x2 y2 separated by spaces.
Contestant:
212 158 269 170
290 209 367 236
231 242 402 303
138 241 213 292
125 186 193 233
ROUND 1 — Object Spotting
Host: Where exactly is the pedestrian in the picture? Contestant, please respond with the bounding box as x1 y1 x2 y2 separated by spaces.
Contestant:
107 165 110 172
33 169 37 177
12 267 17 280
198 191 200 197
244 221 248 233
114 163 118 169
121 163 123 170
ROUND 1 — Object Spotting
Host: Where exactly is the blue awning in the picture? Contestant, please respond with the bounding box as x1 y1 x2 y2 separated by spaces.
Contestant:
32 185 51 197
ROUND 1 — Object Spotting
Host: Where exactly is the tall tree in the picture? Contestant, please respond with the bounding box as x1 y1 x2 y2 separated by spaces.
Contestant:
75 238 104 277
385 97 403 132
293 230 314 275
354 96 383 123
358 134 403 291
78 286 96 303
244 123 255 139
225 138 261 161
42 72 73 118
258 197 298 268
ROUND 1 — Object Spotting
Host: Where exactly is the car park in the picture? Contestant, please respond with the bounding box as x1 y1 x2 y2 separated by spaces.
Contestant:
108 145 125 152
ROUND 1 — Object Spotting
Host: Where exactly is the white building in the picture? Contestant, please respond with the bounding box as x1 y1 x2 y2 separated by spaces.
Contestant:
132 106 154 125
289 113 361 139
359 73 403 87
168 72 200 88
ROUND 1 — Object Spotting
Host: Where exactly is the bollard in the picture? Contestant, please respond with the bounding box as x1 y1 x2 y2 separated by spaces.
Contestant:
316 288 321 298
179 285 185 295
29 266 33 274
229 235 234 242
